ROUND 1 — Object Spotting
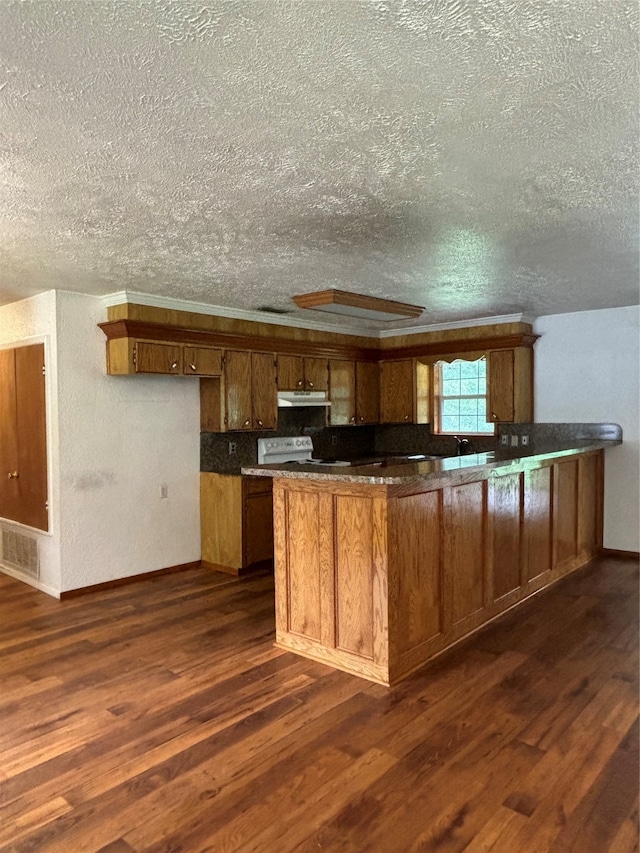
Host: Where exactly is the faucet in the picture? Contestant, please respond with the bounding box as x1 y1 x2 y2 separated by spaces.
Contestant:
454 436 475 456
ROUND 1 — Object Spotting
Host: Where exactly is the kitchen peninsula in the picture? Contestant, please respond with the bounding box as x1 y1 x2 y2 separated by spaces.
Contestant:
243 433 621 685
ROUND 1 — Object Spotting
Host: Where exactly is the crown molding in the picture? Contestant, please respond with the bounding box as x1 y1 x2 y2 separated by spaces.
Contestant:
377 313 532 338
101 291 374 338
101 291 533 340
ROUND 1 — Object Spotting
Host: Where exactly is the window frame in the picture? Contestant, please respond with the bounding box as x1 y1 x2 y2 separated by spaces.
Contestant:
432 355 495 437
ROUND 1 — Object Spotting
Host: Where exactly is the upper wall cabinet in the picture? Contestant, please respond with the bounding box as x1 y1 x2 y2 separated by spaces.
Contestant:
106 338 223 377
0 344 48 531
277 355 328 392
356 361 381 425
224 351 278 431
379 359 430 424
487 348 533 423
328 360 380 426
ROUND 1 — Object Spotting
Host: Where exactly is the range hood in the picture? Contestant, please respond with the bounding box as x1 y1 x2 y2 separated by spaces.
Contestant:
277 391 331 408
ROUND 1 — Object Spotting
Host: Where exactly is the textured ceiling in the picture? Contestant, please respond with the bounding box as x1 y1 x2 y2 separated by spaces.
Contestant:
0 0 638 332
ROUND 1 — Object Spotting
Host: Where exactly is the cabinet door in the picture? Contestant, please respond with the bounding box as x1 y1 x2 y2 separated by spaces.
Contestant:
329 360 356 426
183 346 222 376
277 355 304 390
487 350 515 422
135 341 182 374
251 352 277 430
379 360 414 423
243 488 274 566
304 358 329 391
224 351 253 430
356 361 380 424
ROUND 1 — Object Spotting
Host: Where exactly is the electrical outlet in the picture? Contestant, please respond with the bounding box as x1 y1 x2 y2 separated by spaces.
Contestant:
160 484 168 499
501 434 509 446
521 434 529 446
510 435 519 447
331 434 337 446
228 441 237 455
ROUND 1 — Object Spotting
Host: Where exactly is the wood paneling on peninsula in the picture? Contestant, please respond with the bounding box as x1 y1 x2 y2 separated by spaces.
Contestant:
272 449 604 685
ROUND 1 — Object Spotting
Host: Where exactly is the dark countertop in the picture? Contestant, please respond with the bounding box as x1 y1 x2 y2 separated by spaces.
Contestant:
241 439 621 486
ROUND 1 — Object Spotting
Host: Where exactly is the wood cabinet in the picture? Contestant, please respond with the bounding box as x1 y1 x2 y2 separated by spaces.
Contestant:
487 347 533 423
224 351 277 431
106 338 224 377
328 360 356 425
356 361 380 424
200 473 273 574
328 360 380 426
271 448 604 685
0 344 48 531
379 359 430 424
277 355 328 392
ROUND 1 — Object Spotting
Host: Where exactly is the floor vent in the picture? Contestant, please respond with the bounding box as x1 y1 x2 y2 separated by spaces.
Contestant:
1 527 40 579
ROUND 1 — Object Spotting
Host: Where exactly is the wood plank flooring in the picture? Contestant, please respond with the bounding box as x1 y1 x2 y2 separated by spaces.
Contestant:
0 555 637 852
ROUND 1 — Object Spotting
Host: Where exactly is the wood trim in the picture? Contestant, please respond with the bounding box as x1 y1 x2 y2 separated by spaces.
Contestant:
395 333 539 361
59 561 202 598
599 548 640 560
99 320 379 362
292 289 424 319
201 558 273 576
99 320 538 364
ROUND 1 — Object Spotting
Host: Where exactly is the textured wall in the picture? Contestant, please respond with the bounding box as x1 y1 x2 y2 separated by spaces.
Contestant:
0 0 638 329
55 292 201 592
534 306 640 551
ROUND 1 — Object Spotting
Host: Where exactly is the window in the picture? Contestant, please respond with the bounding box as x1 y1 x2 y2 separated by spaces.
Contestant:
434 357 494 435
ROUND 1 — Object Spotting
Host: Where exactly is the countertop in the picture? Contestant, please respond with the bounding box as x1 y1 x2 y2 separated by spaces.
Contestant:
241 439 621 486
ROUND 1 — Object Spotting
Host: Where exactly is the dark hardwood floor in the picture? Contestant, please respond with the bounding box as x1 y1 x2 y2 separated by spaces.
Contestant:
0 555 637 853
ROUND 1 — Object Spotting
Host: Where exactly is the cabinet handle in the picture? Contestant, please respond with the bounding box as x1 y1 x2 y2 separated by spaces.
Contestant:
7 471 18 479
350 416 355 423
297 379 303 386
244 419 251 427
404 415 409 421
189 363 197 371
170 361 179 370
491 412 498 421
359 416 364 422
308 381 314 389
257 419 263 427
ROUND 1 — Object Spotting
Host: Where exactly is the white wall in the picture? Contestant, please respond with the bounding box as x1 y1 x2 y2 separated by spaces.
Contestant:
55 291 201 592
0 290 62 595
534 305 640 552
0 290 201 596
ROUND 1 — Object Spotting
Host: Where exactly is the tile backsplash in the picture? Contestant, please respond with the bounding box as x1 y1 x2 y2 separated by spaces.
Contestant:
201 411 496 474
201 419 621 475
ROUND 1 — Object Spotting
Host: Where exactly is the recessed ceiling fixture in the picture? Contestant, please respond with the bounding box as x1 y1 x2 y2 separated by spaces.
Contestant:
292 289 424 322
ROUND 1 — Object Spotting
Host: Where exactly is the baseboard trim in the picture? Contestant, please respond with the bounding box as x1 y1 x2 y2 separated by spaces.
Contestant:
201 558 273 577
59 561 202 599
599 548 640 560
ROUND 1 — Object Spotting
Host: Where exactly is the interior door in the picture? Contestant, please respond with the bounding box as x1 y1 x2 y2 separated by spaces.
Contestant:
14 345 48 530
0 344 48 531
0 348 19 524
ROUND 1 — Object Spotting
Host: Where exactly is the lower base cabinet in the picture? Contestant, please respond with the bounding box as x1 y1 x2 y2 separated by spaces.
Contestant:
272 449 604 686
200 473 273 574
